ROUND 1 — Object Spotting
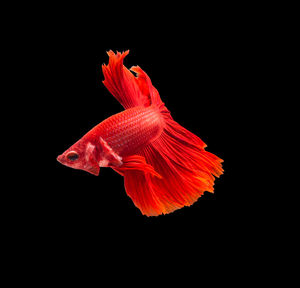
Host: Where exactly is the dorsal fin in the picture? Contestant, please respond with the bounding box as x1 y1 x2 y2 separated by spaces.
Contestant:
102 50 158 109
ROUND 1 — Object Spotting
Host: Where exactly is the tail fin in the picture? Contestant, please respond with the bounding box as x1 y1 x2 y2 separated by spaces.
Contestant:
116 118 223 216
104 51 224 216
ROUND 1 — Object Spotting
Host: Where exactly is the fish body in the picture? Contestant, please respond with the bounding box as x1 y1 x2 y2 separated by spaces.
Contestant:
57 51 224 216
57 105 164 174
90 105 164 157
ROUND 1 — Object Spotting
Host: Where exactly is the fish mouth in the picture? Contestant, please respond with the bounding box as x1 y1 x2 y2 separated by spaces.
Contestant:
56 154 71 168
57 155 64 164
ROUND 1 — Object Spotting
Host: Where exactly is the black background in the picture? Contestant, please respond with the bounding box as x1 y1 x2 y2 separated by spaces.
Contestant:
47 44 240 230
5 6 276 281
23 28 252 252
6 14 275 284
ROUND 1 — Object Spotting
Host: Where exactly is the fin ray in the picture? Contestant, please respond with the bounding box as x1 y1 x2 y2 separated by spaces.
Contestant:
102 51 153 109
102 51 224 216
112 155 161 179
120 121 223 216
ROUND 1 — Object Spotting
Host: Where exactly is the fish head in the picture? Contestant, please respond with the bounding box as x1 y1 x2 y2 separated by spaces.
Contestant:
57 140 100 176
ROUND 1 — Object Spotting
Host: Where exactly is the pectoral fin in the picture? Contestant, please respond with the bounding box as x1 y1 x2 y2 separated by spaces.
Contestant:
99 137 123 167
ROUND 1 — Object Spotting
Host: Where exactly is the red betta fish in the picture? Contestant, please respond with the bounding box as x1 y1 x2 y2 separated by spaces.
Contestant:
57 50 224 216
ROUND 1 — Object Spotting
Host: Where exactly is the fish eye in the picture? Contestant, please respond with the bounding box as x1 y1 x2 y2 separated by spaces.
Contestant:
67 151 79 161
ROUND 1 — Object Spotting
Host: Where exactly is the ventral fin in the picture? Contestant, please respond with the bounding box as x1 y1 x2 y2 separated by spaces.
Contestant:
112 155 162 179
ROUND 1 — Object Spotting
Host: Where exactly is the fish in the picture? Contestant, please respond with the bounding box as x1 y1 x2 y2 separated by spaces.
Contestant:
57 50 224 216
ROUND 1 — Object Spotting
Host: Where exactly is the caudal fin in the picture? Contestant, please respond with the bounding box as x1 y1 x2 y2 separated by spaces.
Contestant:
115 118 223 216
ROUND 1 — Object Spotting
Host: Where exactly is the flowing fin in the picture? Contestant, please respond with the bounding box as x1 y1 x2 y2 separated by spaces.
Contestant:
102 51 154 109
121 121 223 216
103 51 224 216
113 155 161 179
